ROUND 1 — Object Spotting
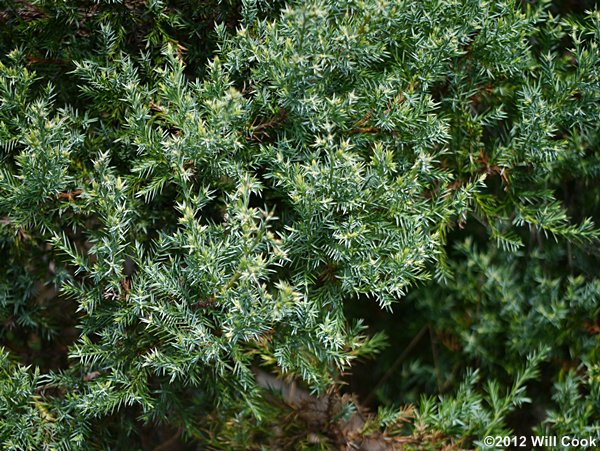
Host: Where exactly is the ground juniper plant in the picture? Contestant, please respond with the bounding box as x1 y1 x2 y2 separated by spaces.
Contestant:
1 0 599 449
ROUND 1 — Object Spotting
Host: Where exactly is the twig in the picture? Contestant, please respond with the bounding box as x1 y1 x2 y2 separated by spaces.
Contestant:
429 324 443 392
152 428 183 451
364 325 428 405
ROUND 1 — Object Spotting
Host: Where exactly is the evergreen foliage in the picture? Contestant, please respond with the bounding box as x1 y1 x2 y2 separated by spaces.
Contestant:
0 0 599 449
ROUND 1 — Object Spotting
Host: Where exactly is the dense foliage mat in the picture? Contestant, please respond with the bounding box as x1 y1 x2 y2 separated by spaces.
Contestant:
1 0 599 449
